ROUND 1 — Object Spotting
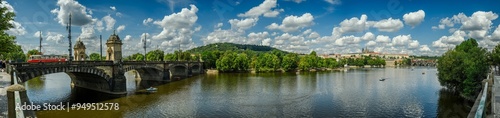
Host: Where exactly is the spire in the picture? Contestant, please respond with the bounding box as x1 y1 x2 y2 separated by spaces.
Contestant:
113 29 116 35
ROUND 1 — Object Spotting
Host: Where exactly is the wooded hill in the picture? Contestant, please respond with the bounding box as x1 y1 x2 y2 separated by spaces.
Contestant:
186 43 290 54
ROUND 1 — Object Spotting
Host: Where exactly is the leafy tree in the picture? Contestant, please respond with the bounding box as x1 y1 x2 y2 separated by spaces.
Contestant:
89 53 102 61
0 2 24 61
235 53 250 71
437 38 489 98
146 49 164 61
491 43 500 72
216 52 237 71
281 53 299 71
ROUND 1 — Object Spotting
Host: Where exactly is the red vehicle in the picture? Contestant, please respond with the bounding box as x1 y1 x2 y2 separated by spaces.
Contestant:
27 55 68 63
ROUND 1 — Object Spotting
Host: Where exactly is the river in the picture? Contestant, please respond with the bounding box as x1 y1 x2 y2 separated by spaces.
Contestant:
19 67 472 117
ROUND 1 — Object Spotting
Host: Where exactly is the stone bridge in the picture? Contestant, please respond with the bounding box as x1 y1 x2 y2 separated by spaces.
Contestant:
411 59 437 67
7 61 203 94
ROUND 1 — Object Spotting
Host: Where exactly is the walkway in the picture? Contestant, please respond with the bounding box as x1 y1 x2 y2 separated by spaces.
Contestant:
494 75 500 117
0 71 11 117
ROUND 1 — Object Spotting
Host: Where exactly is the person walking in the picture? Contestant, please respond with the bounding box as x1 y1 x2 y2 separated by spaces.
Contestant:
0 60 3 72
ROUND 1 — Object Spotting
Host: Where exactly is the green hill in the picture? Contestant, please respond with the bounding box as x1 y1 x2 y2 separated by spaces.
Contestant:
186 43 290 54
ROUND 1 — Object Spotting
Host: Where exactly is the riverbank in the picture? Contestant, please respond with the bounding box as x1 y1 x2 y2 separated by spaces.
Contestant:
0 72 11 117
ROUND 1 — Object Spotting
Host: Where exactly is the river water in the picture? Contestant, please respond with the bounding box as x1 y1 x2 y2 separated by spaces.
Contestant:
21 67 471 117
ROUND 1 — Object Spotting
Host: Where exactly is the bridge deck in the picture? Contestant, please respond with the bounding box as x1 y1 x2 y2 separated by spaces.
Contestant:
494 75 500 117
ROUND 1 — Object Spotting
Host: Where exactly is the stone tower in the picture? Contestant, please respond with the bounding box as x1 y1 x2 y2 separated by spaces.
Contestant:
74 38 86 61
106 31 123 61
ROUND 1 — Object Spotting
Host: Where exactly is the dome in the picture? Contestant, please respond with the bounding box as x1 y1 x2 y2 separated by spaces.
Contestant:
74 39 86 49
106 31 123 44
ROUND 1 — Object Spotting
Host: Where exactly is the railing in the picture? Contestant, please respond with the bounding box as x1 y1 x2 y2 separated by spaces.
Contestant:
475 82 489 118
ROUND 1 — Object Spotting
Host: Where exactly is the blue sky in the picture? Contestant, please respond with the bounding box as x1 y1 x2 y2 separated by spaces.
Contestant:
3 0 500 56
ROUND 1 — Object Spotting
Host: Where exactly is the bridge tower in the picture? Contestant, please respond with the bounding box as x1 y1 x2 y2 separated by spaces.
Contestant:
74 38 86 61
106 30 123 62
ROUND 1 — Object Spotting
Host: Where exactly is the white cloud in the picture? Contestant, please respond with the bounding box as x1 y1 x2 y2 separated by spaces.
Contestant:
116 25 126 33
78 24 96 40
45 32 66 44
391 35 412 46
308 32 320 39
461 11 498 31
229 18 259 31
110 6 116 11
215 23 223 29
102 15 116 31
403 10 425 27
273 33 310 53
143 18 153 26
373 18 404 32
124 35 132 41
361 32 374 40
491 25 500 41
324 0 341 5
419 45 431 52
335 14 368 34
95 20 104 32
51 0 95 26
285 0 306 3
248 32 270 45
202 30 245 44
375 35 391 43
151 5 199 52
438 30 466 45
6 20 26 36
366 41 377 47
408 40 419 49
0 1 14 13
266 13 314 32
238 0 283 18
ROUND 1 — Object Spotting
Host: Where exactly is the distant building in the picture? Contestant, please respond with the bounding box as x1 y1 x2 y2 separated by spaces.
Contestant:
320 47 409 60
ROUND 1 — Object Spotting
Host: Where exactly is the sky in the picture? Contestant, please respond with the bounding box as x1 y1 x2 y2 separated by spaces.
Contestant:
3 0 500 56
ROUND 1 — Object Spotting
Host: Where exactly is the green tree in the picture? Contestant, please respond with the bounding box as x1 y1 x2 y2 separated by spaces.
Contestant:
216 52 237 71
0 2 24 61
235 53 250 71
89 53 102 61
146 49 164 61
491 43 500 72
281 53 299 71
437 38 489 98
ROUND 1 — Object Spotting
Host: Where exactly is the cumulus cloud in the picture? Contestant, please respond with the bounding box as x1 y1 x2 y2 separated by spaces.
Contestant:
202 29 245 44
403 10 425 27
408 40 420 49
267 13 314 32
273 33 310 53
373 18 404 32
151 5 199 52
391 35 412 46
78 24 96 40
361 32 374 40
124 35 132 41
143 18 153 26
366 41 377 47
51 0 95 26
491 25 500 41
110 6 116 11
238 0 283 18
229 18 259 31
116 25 126 33
419 45 431 52
438 30 466 45
335 14 368 34
35 31 65 44
102 15 116 31
375 35 391 43
432 11 498 31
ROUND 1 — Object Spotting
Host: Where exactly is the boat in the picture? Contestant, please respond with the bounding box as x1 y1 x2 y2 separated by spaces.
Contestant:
379 78 386 81
146 87 157 92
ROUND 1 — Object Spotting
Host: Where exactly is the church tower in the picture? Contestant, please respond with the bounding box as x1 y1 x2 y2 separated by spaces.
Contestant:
106 30 123 61
73 38 86 61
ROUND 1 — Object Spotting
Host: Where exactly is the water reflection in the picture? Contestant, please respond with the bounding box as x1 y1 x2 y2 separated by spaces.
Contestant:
22 68 472 117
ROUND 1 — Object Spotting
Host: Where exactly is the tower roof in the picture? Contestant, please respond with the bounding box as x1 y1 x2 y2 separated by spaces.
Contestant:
74 39 86 49
106 31 122 44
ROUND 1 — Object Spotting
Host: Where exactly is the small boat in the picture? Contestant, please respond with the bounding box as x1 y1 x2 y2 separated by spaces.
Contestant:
146 87 157 92
422 72 425 74
379 78 386 81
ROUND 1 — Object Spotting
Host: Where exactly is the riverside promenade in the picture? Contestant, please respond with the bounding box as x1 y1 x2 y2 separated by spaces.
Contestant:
0 71 11 117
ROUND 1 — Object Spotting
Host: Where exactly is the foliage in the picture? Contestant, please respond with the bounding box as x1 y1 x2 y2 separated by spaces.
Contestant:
437 38 489 98
146 50 164 61
281 53 299 71
89 53 103 61
0 2 24 61
491 43 500 69
186 42 289 54
123 53 144 61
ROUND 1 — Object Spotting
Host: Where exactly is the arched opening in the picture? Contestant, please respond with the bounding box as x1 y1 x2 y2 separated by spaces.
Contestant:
125 67 167 91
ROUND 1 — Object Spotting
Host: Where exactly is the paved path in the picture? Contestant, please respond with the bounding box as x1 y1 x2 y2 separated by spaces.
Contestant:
493 75 500 118
0 72 11 118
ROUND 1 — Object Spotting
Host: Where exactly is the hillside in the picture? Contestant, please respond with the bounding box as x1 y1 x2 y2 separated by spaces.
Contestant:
186 43 290 54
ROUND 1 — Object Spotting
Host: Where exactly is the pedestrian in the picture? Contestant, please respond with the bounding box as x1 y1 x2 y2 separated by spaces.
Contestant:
0 60 3 72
